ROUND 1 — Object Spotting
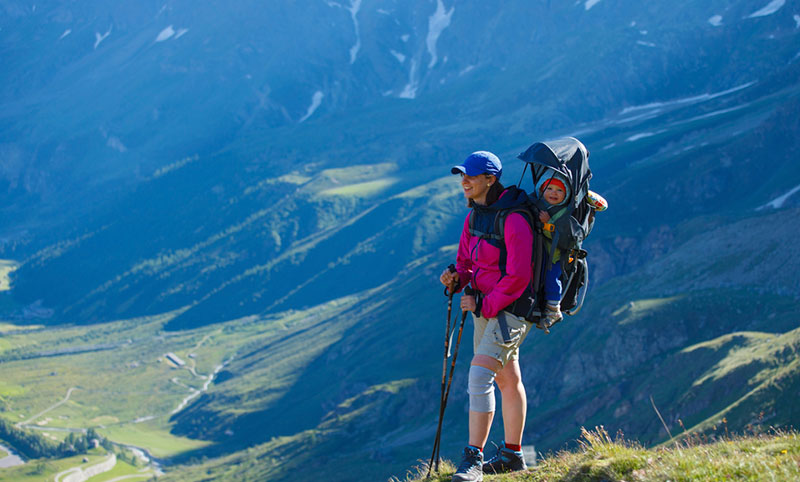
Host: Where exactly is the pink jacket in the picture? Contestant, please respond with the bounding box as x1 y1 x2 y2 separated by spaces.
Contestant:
455 210 533 319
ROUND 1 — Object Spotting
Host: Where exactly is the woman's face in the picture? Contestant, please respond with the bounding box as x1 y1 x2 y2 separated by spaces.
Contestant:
461 173 494 205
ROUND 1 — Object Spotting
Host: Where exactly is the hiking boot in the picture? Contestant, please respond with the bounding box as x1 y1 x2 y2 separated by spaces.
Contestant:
482 442 527 474
543 305 563 327
451 446 483 482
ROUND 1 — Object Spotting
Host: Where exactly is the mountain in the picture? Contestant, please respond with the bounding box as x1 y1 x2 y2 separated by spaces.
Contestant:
1 1 799 481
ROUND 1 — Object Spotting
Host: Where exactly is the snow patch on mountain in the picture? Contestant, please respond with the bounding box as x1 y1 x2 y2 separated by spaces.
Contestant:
620 82 755 115
59 29 71 40
94 27 111 49
401 34 410 42
794 15 800 28
427 0 453 68
757 184 800 210
585 0 602 10
748 0 785 18
107 136 127 153
390 50 406 63
637 40 657 48
156 26 175 42
708 15 723 27
155 26 188 42
460 65 475 76
399 59 419 99
626 130 665 142
348 0 362 64
299 91 324 122
674 104 749 125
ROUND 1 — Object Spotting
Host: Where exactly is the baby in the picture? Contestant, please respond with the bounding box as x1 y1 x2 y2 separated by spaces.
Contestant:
538 176 568 327
537 176 607 328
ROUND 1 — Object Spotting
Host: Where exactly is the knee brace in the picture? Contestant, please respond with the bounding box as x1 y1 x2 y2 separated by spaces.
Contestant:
467 365 496 413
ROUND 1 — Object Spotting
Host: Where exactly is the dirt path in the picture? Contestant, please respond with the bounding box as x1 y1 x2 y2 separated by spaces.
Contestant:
18 386 77 427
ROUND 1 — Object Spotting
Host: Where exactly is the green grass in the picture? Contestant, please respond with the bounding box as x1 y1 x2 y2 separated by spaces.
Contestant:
98 420 211 458
402 427 800 482
0 449 110 482
317 177 400 197
0 446 8 458
0 381 25 399
90 457 155 481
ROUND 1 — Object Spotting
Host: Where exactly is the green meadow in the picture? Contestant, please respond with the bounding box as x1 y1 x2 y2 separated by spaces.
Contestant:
0 309 248 462
0 449 107 482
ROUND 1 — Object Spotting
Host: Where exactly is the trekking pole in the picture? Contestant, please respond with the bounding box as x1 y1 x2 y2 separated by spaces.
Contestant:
427 265 457 478
428 285 473 478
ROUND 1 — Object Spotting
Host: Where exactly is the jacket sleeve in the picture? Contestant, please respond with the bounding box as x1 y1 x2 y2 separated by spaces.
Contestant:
454 213 473 292
480 212 533 318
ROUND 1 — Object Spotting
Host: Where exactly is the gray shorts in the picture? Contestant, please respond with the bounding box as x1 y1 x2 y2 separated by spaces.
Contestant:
473 310 531 367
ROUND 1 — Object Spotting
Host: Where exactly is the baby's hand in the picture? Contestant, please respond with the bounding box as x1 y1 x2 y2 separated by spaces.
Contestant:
539 211 551 223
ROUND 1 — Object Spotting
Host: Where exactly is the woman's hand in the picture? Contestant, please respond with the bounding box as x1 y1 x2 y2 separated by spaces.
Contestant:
460 295 476 313
539 210 551 223
440 269 459 289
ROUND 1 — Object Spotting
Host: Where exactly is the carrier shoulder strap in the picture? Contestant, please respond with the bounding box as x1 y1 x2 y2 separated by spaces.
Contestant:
467 209 504 242
495 207 535 276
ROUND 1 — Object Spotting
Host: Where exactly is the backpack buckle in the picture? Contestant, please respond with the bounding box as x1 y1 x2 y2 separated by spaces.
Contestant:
542 223 555 232
571 249 588 260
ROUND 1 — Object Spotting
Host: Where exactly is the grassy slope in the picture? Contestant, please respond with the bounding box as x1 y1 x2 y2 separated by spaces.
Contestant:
405 428 800 482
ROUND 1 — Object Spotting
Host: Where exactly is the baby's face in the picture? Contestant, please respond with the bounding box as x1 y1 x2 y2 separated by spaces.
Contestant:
543 184 566 204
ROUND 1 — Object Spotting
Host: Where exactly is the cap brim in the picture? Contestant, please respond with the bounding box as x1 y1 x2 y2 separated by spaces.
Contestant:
451 165 490 176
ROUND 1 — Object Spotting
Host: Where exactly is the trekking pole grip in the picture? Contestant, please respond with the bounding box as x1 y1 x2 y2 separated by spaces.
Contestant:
443 264 457 296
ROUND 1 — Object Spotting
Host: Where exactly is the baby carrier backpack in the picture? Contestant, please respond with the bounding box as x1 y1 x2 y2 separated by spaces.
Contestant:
517 137 595 317
467 137 597 331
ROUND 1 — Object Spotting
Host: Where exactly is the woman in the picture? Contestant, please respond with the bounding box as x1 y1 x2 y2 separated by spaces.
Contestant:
439 151 533 481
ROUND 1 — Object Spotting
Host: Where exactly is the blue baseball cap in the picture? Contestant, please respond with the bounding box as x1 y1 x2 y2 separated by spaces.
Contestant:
451 151 502 179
